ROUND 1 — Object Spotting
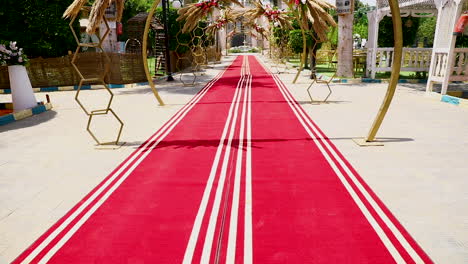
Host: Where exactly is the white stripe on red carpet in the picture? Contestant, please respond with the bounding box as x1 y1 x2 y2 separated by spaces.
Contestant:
13 55 432 264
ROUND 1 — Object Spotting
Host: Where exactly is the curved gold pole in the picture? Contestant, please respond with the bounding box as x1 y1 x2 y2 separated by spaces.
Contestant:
143 0 165 106
292 11 307 84
364 0 402 142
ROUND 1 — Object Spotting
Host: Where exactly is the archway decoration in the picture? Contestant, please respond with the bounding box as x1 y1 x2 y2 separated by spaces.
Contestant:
245 2 293 29
206 9 242 35
206 9 242 55
177 0 244 33
63 0 127 146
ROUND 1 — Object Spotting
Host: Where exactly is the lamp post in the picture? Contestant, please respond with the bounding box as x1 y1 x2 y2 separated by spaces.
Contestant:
161 0 178 81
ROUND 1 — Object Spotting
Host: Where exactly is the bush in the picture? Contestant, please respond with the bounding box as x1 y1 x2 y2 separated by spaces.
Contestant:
229 48 242 53
288 30 313 54
0 0 80 58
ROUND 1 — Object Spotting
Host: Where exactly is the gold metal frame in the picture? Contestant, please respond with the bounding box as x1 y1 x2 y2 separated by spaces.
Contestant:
363 0 403 144
69 10 124 146
306 75 334 103
306 37 335 103
143 0 165 105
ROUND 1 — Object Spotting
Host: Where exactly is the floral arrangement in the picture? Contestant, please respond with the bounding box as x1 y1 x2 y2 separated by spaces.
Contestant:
288 0 307 7
245 2 292 29
207 17 228 35
206 9 242 35
195 0 219 10
248 23 268 39
178 0 243 33
264 7 282 21
213 18 228 29
0 41 28 66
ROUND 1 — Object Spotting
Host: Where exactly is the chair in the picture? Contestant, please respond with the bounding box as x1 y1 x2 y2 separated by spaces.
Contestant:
353 50 367 78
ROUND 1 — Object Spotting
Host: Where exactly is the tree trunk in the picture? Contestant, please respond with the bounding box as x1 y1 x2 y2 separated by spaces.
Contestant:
310 45 318 79
293 25 308 84
337 14 354 77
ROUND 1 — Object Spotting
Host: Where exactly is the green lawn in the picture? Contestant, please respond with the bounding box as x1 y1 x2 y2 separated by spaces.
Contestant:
147 57 166 76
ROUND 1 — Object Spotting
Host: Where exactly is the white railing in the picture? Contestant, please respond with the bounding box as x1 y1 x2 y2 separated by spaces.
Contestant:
430 48 468 82
449 48 468 81
431 48 449 81
373 47 432 72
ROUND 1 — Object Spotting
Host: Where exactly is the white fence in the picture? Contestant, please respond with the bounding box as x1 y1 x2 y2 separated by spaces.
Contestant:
430 48 468 82
368 47 432 78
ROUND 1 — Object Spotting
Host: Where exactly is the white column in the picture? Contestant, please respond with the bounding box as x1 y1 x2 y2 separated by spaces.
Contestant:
441 1 463 94
426 6 442 93
367 10 384 79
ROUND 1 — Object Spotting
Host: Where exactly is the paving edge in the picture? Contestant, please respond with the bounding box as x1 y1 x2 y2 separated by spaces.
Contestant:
328 76 428 84
424 92 468 108
0 102 53 126
0 82 152 94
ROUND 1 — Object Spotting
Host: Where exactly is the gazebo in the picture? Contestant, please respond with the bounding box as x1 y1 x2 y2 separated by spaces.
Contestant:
367 0 468 96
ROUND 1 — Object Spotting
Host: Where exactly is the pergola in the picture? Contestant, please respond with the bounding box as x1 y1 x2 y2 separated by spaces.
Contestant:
367 0 468 96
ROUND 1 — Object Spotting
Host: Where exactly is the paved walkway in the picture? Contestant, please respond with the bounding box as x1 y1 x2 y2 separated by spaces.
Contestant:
0 55 467 263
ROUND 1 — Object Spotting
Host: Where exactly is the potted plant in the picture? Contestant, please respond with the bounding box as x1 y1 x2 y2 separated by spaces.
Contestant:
0 41 37 111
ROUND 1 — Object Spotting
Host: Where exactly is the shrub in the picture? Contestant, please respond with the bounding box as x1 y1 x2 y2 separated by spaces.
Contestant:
0 0 79 58
288 30 313 54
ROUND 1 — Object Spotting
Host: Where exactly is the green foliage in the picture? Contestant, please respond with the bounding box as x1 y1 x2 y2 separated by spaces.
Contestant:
288 30 312 54
119 0 153 41
0 0 79 58
327 27 338 49
154 7 192 53
353 23 368 40
353 0 369 40
416 17 436 47
456 35 468 47
122 0 153 25
378 16 420 47
229 48 242 53
272 27 290 46
229 47 259 53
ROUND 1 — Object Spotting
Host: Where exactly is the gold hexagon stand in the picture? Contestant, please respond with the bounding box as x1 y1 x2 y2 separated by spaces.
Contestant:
69 8 124 147
175 29 198 86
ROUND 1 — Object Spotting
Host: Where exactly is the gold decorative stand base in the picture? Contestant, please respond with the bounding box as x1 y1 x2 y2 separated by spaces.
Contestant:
352 138 385 147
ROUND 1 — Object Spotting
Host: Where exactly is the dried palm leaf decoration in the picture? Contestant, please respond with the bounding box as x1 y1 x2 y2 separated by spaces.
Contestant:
245 1 293 29
63 0 125 34
177 0 244 33
284 0 336 41
206 8 242 35
252 23 269 39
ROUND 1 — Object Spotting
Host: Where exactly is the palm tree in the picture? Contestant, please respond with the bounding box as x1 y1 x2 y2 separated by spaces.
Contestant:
283 0 336 83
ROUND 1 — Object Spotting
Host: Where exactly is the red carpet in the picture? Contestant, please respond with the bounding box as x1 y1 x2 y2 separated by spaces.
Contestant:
14 56 432 263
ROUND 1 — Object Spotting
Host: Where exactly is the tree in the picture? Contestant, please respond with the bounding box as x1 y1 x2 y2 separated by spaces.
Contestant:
378 16 420 47
353 0 368 39
118 0 153 41
416 17 435 47
0 0 79 58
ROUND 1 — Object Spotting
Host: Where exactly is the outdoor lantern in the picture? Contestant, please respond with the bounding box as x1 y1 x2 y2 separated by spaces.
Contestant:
172 0 182 9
